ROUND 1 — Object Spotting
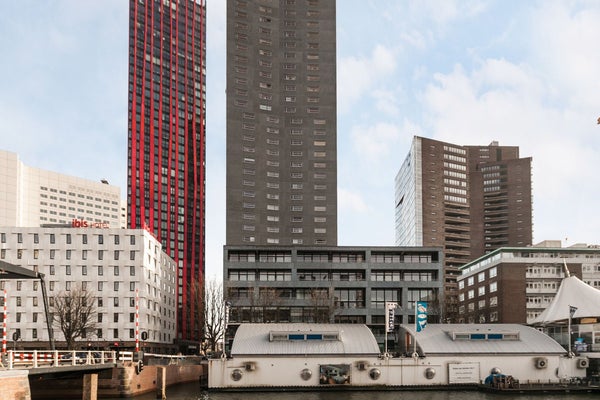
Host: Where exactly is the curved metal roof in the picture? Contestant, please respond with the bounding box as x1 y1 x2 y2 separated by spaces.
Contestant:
231 323 380 356
401 324 567 355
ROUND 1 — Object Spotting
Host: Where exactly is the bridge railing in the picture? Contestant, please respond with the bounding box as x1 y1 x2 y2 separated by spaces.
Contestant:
4 350 118 369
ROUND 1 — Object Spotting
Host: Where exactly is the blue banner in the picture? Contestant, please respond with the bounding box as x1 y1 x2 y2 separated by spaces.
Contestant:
416 301 428 332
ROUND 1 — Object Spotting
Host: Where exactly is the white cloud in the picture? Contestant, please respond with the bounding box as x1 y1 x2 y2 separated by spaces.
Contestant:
338 44 397 114
418 2 600 245
351 122 402 161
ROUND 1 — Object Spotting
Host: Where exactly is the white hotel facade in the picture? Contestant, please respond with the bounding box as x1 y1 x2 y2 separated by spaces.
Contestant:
0 149 125 229
0 227 177 352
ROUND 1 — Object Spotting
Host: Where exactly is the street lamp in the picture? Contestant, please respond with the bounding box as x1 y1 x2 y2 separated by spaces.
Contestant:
222 301 231 359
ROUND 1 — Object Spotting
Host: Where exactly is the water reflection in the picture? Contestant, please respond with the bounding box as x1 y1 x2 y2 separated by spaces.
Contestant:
117 382 598 400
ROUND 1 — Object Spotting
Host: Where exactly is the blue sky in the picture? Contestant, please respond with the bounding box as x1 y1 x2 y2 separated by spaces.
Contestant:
1 1 599 279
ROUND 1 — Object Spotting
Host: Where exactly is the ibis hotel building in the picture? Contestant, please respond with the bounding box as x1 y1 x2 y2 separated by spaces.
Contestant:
0 227 177 352
0 149 124 229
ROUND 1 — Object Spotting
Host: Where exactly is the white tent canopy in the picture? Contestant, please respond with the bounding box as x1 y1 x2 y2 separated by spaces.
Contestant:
531 275 600 325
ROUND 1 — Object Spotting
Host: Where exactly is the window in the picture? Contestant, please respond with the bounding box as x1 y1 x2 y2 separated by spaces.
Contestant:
66 234 71 244
65 265 71 275
65 249 71 260
130 251 136 261
98 235 104 244
490 282 498 293
114 266 119 276
82 265 87 275
49 265 55 275
114 250 120 260
82 234 87 244
114 235 120 245
130 266 135 276
114 298 119 307
114 313 119 323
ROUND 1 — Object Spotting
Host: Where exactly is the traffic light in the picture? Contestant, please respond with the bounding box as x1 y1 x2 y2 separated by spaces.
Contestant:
136 359 144 374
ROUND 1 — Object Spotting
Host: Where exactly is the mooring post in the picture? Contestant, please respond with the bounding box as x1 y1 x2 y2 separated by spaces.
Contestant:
82 373 98 400
156 366 166 400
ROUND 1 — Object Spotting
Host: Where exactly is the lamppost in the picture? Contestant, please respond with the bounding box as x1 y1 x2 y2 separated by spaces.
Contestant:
568 305 577 357
222 301 231 359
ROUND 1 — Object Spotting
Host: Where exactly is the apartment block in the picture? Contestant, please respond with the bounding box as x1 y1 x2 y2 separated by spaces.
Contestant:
223 245 443 350
456 241 600 325
0 227 177 352
226 0 338 246
395 137 532 320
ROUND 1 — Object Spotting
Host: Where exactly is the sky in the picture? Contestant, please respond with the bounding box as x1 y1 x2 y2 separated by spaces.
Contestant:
1 1 599 280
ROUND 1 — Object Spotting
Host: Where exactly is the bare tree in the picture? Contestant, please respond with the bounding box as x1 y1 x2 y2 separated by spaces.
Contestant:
310 288 337 323
196 277 224 353
51 285 97 350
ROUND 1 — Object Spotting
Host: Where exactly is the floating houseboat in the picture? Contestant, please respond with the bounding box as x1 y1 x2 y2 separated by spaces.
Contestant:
208 322 591 390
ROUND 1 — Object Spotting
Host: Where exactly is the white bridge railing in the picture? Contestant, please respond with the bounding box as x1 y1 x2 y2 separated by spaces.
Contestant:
2 350 123 369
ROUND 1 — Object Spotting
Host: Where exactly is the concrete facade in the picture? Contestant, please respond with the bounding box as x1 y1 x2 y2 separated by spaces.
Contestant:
226 0 338 246
0 149 124 229
0 227 176 351
395 137 533 321
457 241 600 325
223 245 444 350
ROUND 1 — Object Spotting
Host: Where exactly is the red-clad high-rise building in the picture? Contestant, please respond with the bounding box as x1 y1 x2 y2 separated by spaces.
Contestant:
127 0 206 349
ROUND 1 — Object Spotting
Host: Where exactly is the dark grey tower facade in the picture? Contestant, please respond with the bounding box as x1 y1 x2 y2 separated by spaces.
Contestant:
226 0 337 246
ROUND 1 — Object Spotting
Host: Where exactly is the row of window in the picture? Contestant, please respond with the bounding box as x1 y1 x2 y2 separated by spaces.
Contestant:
2 248 137 261
459 283 498 301
1 233 136 245
227 287 435 309
460 267 498 288
39 186 119 204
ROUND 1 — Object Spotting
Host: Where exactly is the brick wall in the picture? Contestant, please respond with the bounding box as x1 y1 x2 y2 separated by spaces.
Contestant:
0 370 31 400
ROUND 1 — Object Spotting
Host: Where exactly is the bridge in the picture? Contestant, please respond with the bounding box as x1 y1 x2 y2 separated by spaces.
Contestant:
1 350 206 400
1 350 134 400
2 350 125 373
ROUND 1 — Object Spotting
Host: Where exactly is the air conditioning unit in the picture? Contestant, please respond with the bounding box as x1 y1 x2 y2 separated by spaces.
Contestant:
245 362 256 371
356 361 366 371
577 358 589 369
534 357 548 369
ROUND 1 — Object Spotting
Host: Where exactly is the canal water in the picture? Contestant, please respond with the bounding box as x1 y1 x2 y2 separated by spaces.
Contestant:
114 382 598 400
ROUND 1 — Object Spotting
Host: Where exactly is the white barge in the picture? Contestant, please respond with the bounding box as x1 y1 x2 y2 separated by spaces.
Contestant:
208 323 592 391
